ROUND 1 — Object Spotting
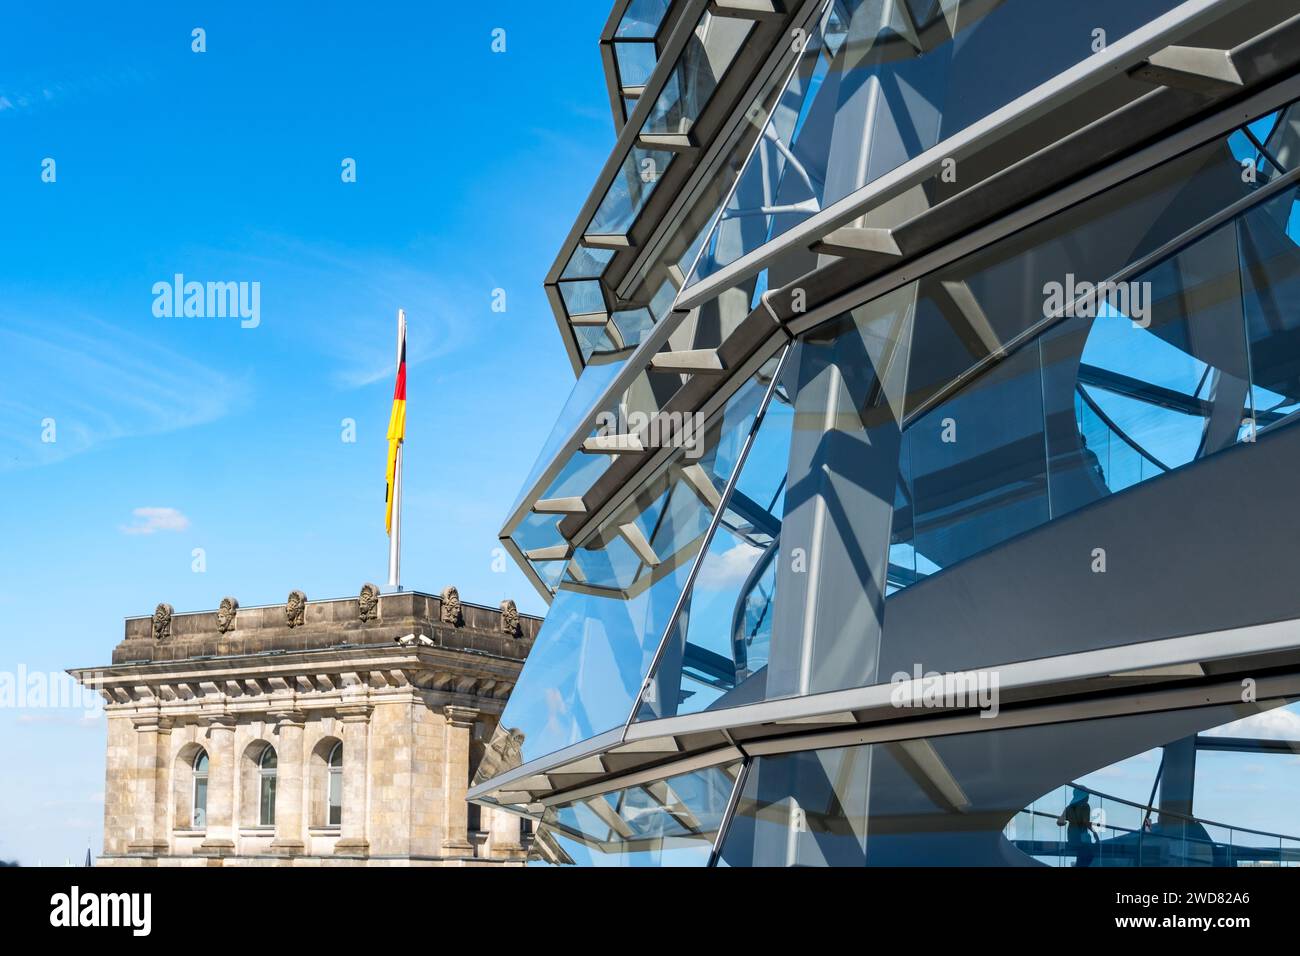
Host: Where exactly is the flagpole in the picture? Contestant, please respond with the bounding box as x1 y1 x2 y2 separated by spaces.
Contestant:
387 308 406 590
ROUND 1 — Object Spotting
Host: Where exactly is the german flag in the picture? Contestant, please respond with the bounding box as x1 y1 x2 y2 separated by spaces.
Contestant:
385 312 406 535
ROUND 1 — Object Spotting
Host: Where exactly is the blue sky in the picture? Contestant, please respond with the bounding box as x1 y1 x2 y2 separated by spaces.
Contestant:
0 1 614 864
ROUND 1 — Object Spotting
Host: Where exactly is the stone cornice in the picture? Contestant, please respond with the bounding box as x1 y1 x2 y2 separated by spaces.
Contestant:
70 644 521 720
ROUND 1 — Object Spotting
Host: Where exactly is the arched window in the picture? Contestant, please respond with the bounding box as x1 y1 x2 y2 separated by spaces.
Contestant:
327 743 343 826
258 746 277 827
192 750 209 828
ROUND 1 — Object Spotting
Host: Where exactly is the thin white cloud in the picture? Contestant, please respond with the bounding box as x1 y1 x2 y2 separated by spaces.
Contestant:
0 311 249 471
1203 703 1300 741
694 541 763 591
119 507 190 536
217 236 483 391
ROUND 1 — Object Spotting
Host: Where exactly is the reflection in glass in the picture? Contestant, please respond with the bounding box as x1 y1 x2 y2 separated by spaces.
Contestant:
688 0 1187 286
639 286 915 720
530 762 739 867
478 360 777 781
616 0 671 39
718 696 1300 866
643 12 752 136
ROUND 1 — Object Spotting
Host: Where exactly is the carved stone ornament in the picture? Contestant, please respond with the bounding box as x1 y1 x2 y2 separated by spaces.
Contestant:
358 583 380 623
285 590 307 628
500 599 520 637
440 586 462 626
216 596 239 634
152 603 174 642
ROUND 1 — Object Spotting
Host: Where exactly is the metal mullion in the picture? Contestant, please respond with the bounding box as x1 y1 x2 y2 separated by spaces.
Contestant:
708 755 752 866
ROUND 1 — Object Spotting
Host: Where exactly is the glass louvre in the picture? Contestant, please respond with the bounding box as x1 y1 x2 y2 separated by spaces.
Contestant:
529 761 739 867
477 359 779 781
643 12 753 137
686 0 1188 289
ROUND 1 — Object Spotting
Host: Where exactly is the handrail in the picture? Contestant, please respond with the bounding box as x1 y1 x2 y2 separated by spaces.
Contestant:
1076 384 1173 474
1032 782 1300 845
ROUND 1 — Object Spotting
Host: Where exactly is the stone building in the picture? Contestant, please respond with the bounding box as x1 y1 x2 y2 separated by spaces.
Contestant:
69 586 539 866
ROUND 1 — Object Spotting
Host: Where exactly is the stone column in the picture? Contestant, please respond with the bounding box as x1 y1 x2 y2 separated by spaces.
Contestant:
127 714 173 856
333 705 372 857
198 714 237 855
487 806 526 860
441 706 478 854
269 711 307 856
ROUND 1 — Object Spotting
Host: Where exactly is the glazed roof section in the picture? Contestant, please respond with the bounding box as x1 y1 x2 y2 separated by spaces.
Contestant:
551 0 799 375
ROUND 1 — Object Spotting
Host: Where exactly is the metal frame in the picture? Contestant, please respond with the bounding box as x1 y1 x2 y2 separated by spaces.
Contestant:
505 68 1300 601
480 1 1300 832
470 613 1300 804
672 0 1257 312
503 27 1300 597
516 671 1300 864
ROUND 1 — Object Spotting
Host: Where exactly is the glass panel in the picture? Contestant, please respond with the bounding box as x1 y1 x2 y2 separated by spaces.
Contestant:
479 361 777 782
561 246 615 280
638 287 914 721
328 769 342 827
882 100 1300 594
616 0 672 39
903 338 1049 581
260 774 277 827
643 12 752 136
192 777 207 829
587 147 670 240
614 39 659 89
688 0 1188 286
589 147 675 237
718 695 1300 866
507 356 627 518
558 280 607 317
529 762 738 866
719 747 870 867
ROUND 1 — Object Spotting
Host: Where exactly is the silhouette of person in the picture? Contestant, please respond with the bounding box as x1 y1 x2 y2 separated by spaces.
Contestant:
1057 787 1098 867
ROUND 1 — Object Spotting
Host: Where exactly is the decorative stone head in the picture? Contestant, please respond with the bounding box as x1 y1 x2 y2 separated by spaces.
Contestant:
152 603 174 642
358 583 380 623
285 590 307 628
215 596 239 634
440 586 462 626
500 599 520 637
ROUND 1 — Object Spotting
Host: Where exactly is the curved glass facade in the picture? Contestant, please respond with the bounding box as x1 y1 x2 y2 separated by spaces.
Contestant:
484 0 1300 867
